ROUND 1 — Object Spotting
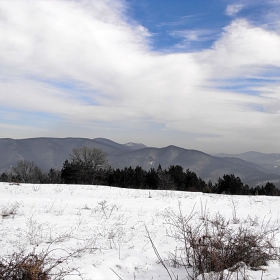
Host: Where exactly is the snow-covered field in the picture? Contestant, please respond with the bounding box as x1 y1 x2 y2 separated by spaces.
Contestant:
0 182 280 280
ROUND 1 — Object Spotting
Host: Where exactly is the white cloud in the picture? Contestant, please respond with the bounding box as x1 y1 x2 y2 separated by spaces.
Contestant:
170 29 217 42
226 4 243 16
201 19 280 76
0 1 280 152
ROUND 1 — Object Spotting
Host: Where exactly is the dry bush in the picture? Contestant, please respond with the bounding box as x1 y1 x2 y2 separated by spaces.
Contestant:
0 252 48 280
92 200 119 220
1 202 19 218
185 225 278 274
0 244 83 280
148 204 280 280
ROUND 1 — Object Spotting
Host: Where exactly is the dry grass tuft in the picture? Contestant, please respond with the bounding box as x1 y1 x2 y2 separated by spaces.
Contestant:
0 243 83 280
1 203 19 218
0 252 48 280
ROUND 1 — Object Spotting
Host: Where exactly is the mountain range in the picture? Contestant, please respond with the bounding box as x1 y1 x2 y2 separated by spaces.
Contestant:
1 137 280 187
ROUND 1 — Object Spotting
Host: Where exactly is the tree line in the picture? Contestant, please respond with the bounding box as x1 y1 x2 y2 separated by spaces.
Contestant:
0 147 279 196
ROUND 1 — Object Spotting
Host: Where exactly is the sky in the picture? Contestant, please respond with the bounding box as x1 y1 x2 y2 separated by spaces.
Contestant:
0 0 280 154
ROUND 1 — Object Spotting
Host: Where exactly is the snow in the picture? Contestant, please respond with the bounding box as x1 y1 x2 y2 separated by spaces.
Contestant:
0 182 280 280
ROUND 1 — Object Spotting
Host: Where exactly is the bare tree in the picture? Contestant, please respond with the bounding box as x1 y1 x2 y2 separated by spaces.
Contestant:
70 146 109 170
12 160 44 183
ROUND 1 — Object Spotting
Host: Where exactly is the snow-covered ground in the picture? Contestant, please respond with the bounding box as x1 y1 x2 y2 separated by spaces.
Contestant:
0 182 280 280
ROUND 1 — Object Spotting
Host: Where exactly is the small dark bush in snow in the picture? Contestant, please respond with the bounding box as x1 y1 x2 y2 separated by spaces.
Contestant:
147 205 280 280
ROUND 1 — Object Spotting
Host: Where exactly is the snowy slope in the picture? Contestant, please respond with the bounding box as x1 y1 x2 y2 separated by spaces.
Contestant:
0 183 280 280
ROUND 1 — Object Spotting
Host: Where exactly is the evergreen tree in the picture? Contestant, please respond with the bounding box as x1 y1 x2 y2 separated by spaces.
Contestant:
214 174 244 194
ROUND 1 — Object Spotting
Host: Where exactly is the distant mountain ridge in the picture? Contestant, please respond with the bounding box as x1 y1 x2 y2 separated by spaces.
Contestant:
0 137 280 187
214 151 280 174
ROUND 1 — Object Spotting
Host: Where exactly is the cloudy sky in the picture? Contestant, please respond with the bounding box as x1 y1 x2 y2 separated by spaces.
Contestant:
1 0 280 153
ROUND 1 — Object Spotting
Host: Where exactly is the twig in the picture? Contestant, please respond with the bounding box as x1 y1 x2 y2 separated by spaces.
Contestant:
110 267 124 280
145 225 174 280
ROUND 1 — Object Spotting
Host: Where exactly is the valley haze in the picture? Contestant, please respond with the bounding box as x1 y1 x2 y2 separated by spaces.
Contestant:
1 137 280 187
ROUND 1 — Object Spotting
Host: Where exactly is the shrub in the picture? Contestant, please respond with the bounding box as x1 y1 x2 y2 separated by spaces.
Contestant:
148 205 280 280
1 202 19 218
0 245 82 280
0 252 48 280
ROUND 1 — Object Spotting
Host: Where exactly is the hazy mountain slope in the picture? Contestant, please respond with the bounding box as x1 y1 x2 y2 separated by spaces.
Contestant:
109 145 279 185
214 151 280 174
123 142 147 150
1 138 280 186
93 138 146 152
0 137 135 172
